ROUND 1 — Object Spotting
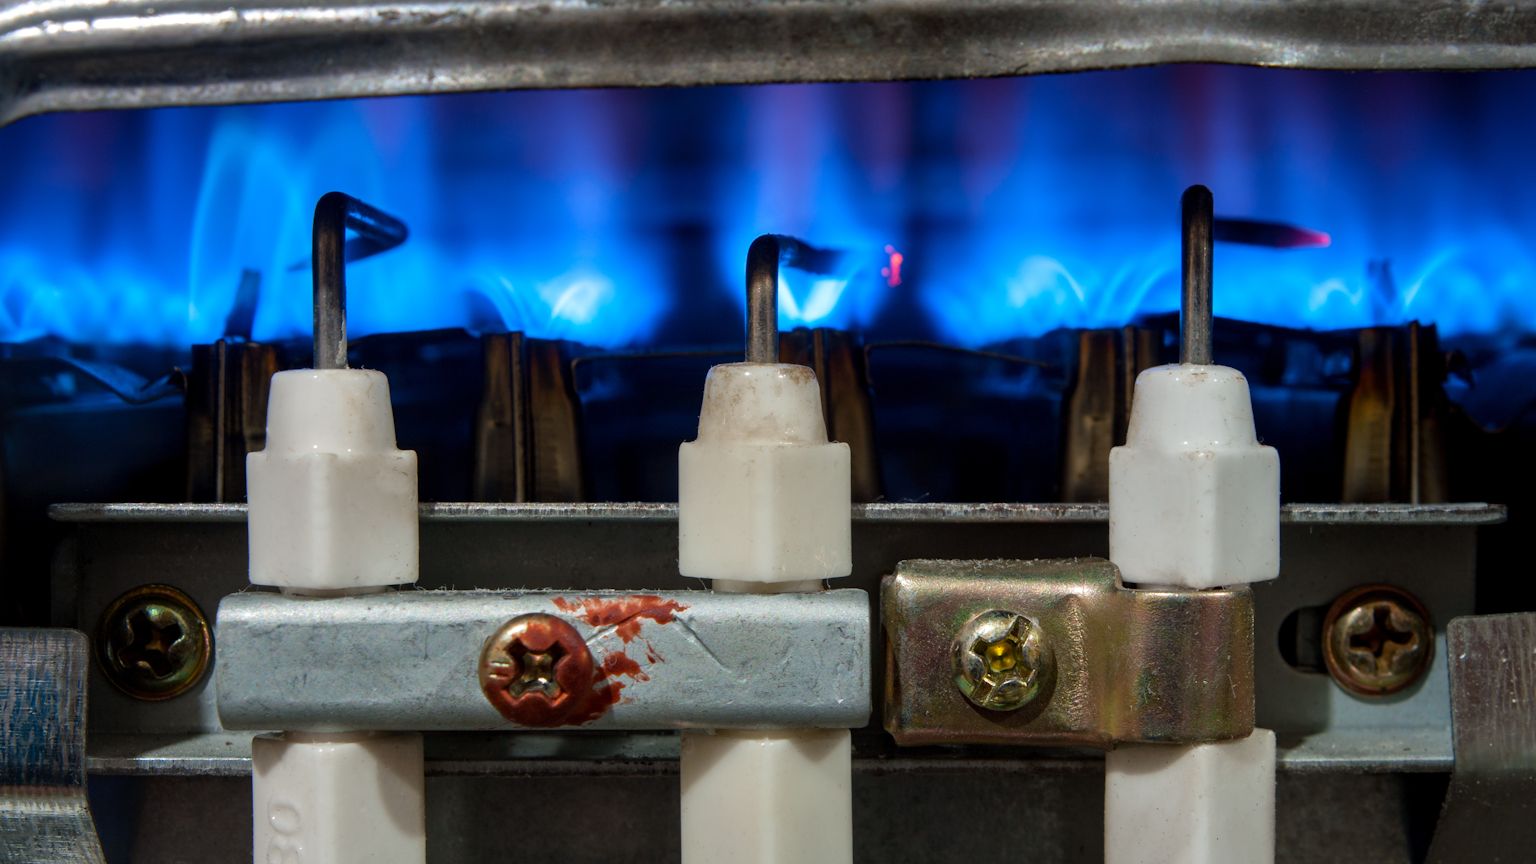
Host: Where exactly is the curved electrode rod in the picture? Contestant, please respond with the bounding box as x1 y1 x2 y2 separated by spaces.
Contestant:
745 235 782 364
312 192 409 370
1180 185 1214 366
744 234 846 364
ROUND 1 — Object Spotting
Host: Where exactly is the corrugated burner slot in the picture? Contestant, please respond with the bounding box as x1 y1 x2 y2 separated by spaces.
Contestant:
0 319 1487 509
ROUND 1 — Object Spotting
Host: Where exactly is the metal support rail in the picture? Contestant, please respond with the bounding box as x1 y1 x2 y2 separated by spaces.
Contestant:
9 2 1536 126
215 589 871 731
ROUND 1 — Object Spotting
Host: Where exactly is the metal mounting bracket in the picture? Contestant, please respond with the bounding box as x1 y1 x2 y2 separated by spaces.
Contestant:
0 629 106 864
1426 613 1536 863
882 558 1254 747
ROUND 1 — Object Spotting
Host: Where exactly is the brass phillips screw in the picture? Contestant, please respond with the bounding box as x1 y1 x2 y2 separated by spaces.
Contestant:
953 609 1053 712
97 584 212 701
1323 584 1434 697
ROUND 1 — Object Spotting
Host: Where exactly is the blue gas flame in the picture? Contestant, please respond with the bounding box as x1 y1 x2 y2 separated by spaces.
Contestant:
3 67 1536 349
1 94 671 348
915 69 1536 345
710 85 899 329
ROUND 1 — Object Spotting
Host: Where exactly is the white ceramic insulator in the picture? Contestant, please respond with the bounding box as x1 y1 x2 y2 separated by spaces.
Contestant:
247 369 419 591
252 732 426 864
680 729 853 864
678 363 854 862
1105 729 1276 864
679 363 852 583
1109 364 1279 589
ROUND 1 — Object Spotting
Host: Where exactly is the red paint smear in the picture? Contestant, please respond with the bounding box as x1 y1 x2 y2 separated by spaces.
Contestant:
502 595 684 728
544 653 647 726
526 676 621 728
551 594 689 644
601 653 650 682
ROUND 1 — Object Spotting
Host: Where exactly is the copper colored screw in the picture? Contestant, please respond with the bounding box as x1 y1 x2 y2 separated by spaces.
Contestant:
479 613 595 726
1322 584 1433 697
97 584 212 701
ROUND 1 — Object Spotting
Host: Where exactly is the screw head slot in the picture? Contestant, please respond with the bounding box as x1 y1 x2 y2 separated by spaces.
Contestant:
96 584 212 701
1322 584 1433 697
953 609 1053 712
479 613 595 726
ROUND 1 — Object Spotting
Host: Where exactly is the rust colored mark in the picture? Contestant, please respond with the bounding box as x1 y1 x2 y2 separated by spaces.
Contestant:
551 594 689 644
549 652 644 726
553 676 623 727
601 652 650 682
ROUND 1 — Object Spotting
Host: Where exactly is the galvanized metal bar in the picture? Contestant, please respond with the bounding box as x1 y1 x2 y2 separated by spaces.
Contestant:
0 629 106 863
882 558 1254 747
216 589 870 731
9 2 1536 126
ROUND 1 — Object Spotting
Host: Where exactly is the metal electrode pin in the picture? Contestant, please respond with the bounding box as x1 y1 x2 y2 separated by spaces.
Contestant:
311 191 408 370
1181 184 1215 366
